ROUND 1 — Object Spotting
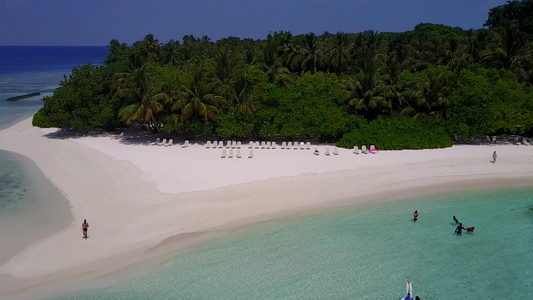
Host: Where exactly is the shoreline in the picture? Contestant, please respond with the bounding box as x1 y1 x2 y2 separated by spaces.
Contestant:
0 117 532 298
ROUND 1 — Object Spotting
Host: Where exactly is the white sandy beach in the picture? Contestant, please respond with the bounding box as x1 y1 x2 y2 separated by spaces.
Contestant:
1 117 532 298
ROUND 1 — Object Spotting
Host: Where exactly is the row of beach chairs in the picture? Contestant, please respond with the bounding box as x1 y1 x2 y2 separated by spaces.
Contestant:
314 147 339 156
206 140 242 149
206 141 313 150
353 145 378 154
152 138 190 148
221 149 255 158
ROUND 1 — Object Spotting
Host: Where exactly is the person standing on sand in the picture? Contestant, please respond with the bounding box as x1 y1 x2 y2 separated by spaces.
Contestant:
492 151 497 163
413 210 418 222
82 219 89 239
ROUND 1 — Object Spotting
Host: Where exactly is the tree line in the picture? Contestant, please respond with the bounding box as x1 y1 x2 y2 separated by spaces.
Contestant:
33 0 533 149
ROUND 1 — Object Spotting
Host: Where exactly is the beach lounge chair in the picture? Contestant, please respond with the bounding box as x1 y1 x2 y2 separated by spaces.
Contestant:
228 149 233 158
353 146 360 154
266 142 271 149
370 145 377 153
314 148 319 155
524 138 531 146
111 132 124 140
300 142 305 150
281 141 286 149
294 142 299 150
206 141 212 148
165 139 173 147
237 141 241 149
236 149 242 158
333 147 339 155
306 142 311 150
221 149 227 158
231 141 236 149
361 145 368 154
160 138 167 146
248 141 254 149
212 141 218 148
272 142 277 149
255 142 260 149
226 141 231 148
248 149 254 158
325 147 331 156
182 140 189 148
286 142 292 149
153 138 161 145
261 141 266 149
492 136 497 143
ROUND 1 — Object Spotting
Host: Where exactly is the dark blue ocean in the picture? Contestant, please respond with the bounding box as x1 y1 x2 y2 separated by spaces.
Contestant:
0 46 108 129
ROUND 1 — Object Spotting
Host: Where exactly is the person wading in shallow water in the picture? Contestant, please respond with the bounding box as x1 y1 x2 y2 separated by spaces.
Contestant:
413 210 418 222
82 219 89 239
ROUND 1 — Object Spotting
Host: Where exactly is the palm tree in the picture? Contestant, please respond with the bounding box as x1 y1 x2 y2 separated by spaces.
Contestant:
298 33 321 74
342 71 386 119
400 70 452 121
327 32 349 75
114 65 166 134
172 68 225 121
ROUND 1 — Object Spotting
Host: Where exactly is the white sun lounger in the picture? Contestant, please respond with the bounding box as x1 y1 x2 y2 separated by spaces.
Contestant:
370 145 377 153
300 142 305 150
255 141 260 149
226 141 231 148
313 148 319 155
231 141 236 149
182 140 189 148
266 142 271 149
165 139 173 147
362 145 368 154
236 149 242 158
237 141 242 149
218 141 224 148
286 142 292 149
248 149 254 158
306 142 311 150
281 141 286 149
261 141 266 149
353 146 360 154
248 141 254 148
211 141 217 148
160 138 167 146
153 138 161 145
293 142 299 150
221 149 227 158
272 142 277 149
524 138 531 146
333 147 338 155
325 147 331 156
111 132 124 140
206 141 212 148
228 149 233 158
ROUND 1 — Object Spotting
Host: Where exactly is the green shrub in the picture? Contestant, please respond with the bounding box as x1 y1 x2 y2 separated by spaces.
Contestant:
337 114 453 150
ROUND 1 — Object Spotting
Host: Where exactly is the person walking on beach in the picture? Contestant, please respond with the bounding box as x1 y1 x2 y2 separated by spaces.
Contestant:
82 219 89 239
455 223 465 236
492 151 497 163
413 210 418 222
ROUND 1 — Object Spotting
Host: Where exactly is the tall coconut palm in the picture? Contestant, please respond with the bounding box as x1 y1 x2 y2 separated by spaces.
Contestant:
327 31 349 75
299 33 321 74
114 65 166 134
172 68 225 121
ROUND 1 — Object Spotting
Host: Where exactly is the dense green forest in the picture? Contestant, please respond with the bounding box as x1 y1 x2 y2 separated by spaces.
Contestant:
33 0 533 149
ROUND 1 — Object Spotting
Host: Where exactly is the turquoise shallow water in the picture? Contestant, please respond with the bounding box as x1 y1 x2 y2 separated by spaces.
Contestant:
47 187 533 300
